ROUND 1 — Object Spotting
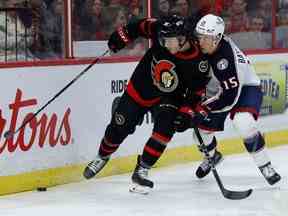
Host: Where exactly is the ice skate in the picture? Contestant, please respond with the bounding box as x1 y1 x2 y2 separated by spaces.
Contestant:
259 162 281 185
129 155 154 195
196 150 223 179
83 155 110 179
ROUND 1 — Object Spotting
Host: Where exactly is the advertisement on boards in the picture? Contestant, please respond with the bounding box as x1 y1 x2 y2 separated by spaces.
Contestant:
254 61 288 116
0 63 155 176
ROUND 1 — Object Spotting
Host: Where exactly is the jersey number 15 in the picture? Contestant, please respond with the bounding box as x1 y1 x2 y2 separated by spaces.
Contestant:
222 76 239 90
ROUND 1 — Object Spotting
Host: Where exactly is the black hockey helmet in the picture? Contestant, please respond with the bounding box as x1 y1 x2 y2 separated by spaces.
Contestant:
158 14 186 38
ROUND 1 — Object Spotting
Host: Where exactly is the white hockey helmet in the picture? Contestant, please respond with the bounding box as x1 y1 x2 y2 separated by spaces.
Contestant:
195 14 225 40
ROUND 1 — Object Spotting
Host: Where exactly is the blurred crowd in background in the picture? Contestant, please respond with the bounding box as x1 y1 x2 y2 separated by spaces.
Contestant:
0 0 288 61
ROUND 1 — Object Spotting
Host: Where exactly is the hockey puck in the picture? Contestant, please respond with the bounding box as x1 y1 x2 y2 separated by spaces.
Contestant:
37 187 47 192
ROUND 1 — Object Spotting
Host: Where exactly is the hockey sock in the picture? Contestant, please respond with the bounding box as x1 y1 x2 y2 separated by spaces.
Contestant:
98 137 120 158
244 132 270 167
141 132 171 167
197 136 217 157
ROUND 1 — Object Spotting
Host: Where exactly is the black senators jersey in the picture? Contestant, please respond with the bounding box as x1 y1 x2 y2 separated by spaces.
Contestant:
125 18 211 107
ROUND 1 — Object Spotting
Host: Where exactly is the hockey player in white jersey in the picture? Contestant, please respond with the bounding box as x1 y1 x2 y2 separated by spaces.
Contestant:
174 14 281 185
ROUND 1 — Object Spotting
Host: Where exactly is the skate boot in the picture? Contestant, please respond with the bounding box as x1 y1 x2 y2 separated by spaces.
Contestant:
129 155 154 195
83 155 110 179
259 162 281 185
196 150 223 179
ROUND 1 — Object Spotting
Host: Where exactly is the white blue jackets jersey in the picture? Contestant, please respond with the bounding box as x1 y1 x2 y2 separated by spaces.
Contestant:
204 36 260 113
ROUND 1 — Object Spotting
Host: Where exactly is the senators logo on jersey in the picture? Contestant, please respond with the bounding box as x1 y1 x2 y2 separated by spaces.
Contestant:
151 57 179 93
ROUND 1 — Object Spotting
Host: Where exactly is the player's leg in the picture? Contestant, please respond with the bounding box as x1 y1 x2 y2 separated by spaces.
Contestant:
231 86 281 185
232 112 281 185
194 112 227 178
194 129 223 178
130 99 178 194
83 92 146 179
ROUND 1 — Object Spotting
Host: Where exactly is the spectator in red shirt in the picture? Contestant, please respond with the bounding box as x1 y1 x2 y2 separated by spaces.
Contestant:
197 0 224 16
228 0 249 33
222 0 233 13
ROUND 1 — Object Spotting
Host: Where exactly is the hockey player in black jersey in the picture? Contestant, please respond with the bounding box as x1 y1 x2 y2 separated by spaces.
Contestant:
175 14 281 185
83 14 212 194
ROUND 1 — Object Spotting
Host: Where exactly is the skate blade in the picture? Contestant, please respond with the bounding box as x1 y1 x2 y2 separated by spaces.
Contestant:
129 183 151 195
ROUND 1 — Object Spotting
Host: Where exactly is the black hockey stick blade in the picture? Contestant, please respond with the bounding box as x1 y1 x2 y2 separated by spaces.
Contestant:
222 188 253 200
212 169 253 200
193 127 253 200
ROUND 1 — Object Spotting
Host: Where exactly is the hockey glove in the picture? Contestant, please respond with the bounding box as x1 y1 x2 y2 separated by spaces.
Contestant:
191 103 210 126
108 26 131 53
174 103 210 132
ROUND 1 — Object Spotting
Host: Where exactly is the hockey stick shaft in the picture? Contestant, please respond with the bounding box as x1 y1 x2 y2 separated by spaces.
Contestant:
193 127 252 200
4 49 109 139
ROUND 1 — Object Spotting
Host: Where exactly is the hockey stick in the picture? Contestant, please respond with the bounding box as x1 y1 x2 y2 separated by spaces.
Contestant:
193 127 253 200
3 49 109 139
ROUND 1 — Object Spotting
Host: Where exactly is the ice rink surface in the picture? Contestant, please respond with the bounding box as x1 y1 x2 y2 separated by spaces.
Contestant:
1 145 287 216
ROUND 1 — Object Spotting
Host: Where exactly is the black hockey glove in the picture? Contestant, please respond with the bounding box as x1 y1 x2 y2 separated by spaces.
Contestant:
108 26 131 53
174 104 210 132
193 103 210 124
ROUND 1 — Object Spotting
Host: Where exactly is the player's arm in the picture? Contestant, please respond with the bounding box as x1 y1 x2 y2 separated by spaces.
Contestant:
173 88 207 132
173 63 241 132
108 18 158 53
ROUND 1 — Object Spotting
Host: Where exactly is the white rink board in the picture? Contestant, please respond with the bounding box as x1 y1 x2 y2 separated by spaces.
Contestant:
0 53 287 176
